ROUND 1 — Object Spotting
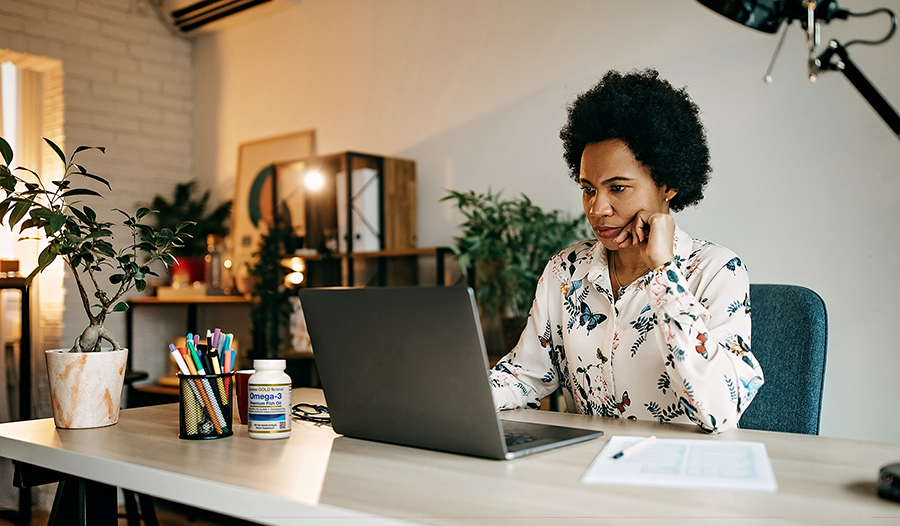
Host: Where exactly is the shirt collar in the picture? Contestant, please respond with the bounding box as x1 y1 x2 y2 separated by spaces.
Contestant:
571 223 692 284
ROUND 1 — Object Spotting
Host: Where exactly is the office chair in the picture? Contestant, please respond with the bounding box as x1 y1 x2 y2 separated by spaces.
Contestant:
739 284 828 435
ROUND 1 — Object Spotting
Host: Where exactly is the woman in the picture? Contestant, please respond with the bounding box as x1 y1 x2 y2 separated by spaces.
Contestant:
489 69 763 433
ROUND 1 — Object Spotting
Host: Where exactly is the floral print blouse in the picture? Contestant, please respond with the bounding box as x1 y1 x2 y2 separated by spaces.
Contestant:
489 225 763 433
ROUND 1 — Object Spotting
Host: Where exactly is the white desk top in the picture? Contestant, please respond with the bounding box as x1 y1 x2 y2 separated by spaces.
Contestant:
0 388 898 525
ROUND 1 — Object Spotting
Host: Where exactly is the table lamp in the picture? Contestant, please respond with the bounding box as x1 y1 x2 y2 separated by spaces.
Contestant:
697 0 900 139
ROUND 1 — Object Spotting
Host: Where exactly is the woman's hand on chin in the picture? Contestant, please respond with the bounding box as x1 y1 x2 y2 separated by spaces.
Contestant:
613 210 675 268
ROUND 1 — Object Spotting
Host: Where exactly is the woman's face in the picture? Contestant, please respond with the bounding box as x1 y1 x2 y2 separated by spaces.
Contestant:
579 139 675 251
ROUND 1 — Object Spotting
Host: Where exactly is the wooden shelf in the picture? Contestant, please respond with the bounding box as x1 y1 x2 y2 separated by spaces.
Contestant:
129 295 252 305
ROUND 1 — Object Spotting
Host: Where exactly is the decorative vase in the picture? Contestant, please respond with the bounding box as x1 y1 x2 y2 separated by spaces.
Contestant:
45 348 128 429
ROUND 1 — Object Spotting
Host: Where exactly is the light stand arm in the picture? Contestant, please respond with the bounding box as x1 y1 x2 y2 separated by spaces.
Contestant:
818 39 900 138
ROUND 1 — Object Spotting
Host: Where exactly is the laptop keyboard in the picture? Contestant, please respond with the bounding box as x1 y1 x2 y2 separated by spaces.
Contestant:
504 432 540 448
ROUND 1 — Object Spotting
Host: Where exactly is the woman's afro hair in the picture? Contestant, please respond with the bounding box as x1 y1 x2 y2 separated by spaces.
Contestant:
559 68 711 212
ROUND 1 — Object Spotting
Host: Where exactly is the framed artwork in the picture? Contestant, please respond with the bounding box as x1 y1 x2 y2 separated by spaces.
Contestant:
230 130 316 278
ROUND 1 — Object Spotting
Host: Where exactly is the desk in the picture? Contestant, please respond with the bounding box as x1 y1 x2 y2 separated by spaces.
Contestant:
0 388 898 525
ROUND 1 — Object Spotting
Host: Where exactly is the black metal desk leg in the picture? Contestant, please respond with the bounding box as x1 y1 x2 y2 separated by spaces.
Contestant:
48 477 117 526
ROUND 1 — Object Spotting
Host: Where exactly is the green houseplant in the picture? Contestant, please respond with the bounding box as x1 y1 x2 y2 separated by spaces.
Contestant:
148 180 231 285
0 136 191 427
443 189 589 354
247 210 293 361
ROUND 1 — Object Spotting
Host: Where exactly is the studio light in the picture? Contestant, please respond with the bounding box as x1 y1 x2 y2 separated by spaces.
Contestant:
698 0 900 138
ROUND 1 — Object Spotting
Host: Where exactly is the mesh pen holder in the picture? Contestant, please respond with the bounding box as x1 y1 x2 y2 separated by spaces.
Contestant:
178 372 234 440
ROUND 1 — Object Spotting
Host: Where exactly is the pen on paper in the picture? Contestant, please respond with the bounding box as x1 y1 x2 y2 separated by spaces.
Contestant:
613 435 657 459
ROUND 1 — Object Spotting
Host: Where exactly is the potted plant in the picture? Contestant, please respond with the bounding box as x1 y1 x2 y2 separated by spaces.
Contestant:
443 189 589 356
0 136 191 428
148 180 231 287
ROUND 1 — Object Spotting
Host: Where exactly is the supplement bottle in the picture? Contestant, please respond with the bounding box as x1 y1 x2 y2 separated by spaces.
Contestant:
248 359 292 439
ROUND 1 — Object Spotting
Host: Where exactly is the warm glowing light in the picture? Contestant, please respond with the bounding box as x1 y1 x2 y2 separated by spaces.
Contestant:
286 271 304 286
290 257 304 272
305 170 324 190
223 259 233 269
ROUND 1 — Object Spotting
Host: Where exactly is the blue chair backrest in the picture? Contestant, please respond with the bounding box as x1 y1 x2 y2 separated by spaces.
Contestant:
739 284 828 435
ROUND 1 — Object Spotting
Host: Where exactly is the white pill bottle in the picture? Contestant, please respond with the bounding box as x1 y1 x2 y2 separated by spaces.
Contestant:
248 359 292 439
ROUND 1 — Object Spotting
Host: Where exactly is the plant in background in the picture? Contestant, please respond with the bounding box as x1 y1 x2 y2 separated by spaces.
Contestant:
443 189 590 319
0 137 191 352
247 211 293 360
148 180 231 258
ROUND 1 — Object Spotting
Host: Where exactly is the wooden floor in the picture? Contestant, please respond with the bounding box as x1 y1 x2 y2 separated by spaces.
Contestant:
0 497 262 525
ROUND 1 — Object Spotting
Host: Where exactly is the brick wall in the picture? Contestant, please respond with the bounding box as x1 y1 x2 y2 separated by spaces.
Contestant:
0 0 194 363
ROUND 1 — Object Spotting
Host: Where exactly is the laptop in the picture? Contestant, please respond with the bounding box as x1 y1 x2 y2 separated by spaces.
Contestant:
298 286 603 460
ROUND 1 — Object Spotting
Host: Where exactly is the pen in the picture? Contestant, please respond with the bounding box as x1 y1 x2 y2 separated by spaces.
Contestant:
613 435 657 459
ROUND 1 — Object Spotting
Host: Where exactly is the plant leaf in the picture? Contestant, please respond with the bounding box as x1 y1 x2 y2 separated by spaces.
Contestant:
62 188 103 199
0 137 12 166
9 200 31 227
112 302 129 312
80 172 112 190
43 138 66 166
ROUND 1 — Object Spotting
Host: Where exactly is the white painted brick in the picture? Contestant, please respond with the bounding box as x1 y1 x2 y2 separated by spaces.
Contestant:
170 54 191 71
7 34 30 53
64 77 91 96
140 122 190 141
161 80 191 98
163 110 191 126
90 50 139 73
112 101 162 123
138 61 186 83
115 70 162 93
92 114 140 133
66 94 117 116
90 0 132 14
143 92 191 112
115 132 145 148
139 122 174 138
100 21 150 44
92 83 141 103
146 34 192 55
0 0 47 21
27 0 77 10
76 3 132 25
65 111 92 126
0 13 25 32
127 43 174 65
65 125 116 146
79 33 128 55
20 19 79 44
26 37 65 59
67 62 117 85
46 9 101 33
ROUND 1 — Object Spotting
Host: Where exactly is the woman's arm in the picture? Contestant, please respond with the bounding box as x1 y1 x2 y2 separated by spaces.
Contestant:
644 255 762 433
489 259 560 410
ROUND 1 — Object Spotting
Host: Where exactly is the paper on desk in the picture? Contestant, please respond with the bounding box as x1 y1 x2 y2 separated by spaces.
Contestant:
582 436 777 492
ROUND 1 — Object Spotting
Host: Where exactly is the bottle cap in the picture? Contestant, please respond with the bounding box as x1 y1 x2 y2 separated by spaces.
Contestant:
253 359 286 370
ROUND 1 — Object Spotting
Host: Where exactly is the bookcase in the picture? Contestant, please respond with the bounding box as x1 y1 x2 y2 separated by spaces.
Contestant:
279 151 448 287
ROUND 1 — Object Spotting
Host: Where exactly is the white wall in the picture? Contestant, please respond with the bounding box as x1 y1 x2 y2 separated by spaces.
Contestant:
194 0 900 443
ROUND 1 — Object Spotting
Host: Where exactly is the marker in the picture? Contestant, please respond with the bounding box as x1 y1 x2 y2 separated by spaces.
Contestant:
613 435 657 459
213 328 221 349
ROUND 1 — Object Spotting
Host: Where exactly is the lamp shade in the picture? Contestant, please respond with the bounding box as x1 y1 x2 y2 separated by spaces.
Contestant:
697 0 787 33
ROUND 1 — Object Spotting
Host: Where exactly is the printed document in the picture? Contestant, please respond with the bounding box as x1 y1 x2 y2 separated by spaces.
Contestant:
582 436 777 491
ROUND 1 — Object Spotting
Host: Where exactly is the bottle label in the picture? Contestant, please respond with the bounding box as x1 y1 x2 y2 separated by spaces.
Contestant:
248 384 291 434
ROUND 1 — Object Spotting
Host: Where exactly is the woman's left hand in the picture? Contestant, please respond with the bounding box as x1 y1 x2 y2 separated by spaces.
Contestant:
613 210 676 268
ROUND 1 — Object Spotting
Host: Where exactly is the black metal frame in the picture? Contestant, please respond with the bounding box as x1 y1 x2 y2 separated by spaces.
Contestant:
818 39 900 137
0 277 31 525
343 152 386 286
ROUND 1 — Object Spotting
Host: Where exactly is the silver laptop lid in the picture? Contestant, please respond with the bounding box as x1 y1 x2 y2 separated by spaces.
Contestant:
299 286 509 459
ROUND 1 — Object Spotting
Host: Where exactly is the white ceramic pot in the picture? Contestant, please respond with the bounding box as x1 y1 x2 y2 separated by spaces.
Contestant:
45 348 128 429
